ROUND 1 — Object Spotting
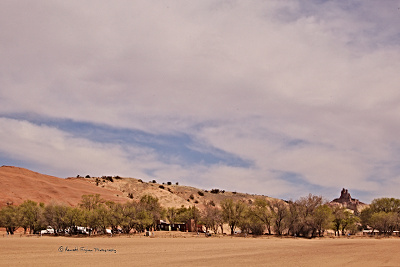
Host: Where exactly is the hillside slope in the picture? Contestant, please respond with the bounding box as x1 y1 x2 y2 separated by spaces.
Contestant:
0 166 274 209
0 166 125 207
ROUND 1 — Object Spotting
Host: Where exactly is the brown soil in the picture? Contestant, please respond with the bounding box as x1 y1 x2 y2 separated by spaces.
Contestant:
0 234 399 267
0 166 126 207
0 166 274 209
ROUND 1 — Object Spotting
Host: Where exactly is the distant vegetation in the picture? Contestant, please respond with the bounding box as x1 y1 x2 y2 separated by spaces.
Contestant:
1 193 399 238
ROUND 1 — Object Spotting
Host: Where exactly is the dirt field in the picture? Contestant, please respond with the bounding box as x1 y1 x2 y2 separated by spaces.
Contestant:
1 234 399 267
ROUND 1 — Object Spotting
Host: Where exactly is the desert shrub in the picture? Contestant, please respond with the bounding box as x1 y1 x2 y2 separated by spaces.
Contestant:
114 176 121 179
159 185 165 189
102 176 114 182
138 179 143 183
176 182 179 185
194 200 199 204
85 175 91 178
167 182 172 185
128 193 134 199
210 189 220 194
152 180 157 183
189 194 194 200
209 200 215 206
198 191 204 196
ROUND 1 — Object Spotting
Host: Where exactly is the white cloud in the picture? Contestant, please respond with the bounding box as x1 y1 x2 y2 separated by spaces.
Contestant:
1 1 400 201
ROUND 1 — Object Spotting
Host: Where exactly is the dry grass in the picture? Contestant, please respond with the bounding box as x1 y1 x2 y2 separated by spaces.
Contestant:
1 234 399 267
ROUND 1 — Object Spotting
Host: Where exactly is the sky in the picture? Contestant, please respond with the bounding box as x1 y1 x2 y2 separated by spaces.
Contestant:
1 0 400 203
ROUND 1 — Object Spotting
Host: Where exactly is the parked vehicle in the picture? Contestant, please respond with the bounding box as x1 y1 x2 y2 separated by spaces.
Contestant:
40 226 55 235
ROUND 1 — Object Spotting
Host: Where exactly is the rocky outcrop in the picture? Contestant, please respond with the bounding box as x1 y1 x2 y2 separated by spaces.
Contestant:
330 188 367 212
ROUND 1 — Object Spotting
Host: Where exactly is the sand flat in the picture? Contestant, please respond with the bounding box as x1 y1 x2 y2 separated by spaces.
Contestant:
1 235 399 267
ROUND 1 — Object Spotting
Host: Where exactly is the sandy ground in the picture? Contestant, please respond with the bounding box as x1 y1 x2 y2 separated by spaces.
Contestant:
1 233 399 267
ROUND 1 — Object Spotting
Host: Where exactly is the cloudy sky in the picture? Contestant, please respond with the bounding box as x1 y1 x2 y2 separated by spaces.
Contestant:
1 1 400 202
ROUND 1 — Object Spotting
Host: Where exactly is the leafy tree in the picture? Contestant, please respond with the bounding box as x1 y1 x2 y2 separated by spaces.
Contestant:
138 195 165 230
313 204 333 237
370 198 400 213
43 203 69 233
251 198 273 235
289 194 326 238
268 199 288 236
119 201 139 234
18 200 45 234
221 199 246 235
361 198 400 235
0 205 19 234
332 206 346 236
340 210 359 235
369 211 398 235
64 207 85 229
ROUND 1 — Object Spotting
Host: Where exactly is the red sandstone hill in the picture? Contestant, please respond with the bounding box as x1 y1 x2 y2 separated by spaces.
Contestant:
0 166 126 208
0 166 273 209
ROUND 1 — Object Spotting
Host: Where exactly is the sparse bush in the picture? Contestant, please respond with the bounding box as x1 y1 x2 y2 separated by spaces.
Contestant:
189 194 194 200
210 189 220 194
194 200 199 204
176 182 179 185
85 175 91 178
152 180 157 183
128 193 134 199
102 176 114 182
159 185 165 189
167 182 172 185
198 191 204 196
138 179 143 183
209 200 215 206
114 176 121 179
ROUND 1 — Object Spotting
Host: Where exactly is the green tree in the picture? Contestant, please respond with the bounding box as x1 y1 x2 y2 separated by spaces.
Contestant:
18 200 45 234
289 194 326 238
332 206 346 236
313 204 333 237
268 199 288 236
43 203 69 233
138 195 165 231
119 201 139 234
361 197 400 235
221 199 247 235
252 198 273 235
0 205 19 234
64 207 84 230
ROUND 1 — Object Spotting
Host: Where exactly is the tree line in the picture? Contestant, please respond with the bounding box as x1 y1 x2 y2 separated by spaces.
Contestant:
1 193 399 237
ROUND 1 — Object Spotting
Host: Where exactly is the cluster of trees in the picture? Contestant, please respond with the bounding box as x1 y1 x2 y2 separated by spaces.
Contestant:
0 194 164 235
201 195 400 238
1 193 400 237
